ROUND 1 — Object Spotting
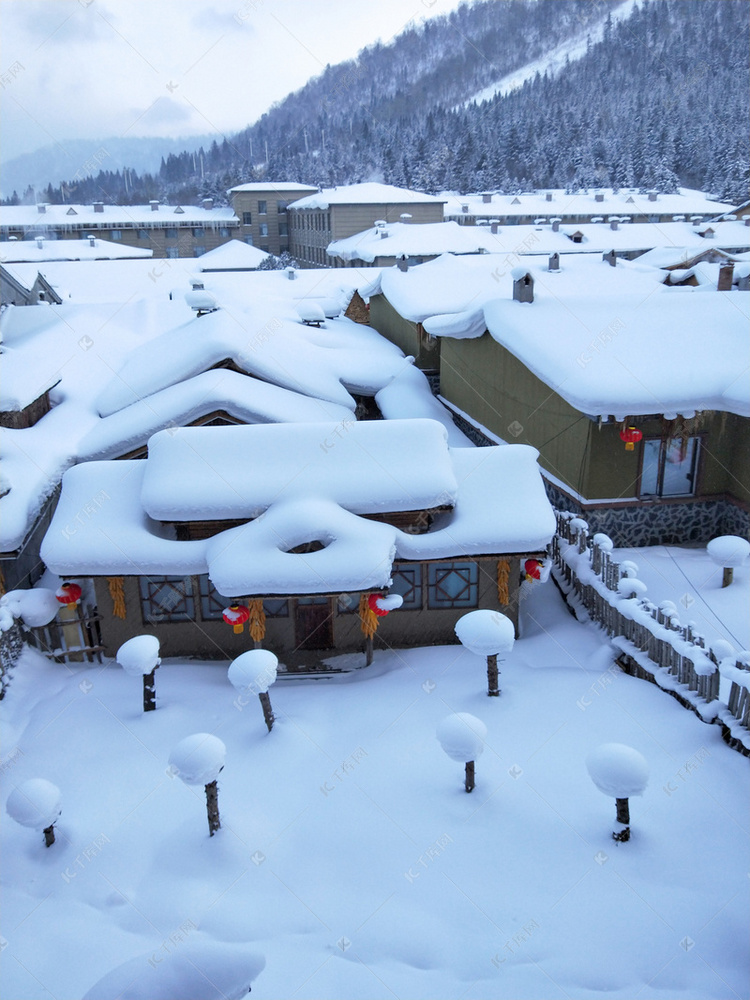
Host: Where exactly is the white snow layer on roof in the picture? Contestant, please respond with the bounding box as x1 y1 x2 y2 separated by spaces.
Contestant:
41 425 554 593
140 419 458 520
371 253 750 417
77 369 353 460
197 239 270 269
329 219 749 263
0 203 237 226
0 343 62 410
287 183 446 210
96 307 405 416
0 237 153 263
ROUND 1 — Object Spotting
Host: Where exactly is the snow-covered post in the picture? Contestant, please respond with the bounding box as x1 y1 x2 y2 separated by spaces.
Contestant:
707 536 750 589
116 635 161 712
437 713 487 793
455 610 515 697
586 743 649 842
168 734 226 836
6 779 62 847
228 649 279 732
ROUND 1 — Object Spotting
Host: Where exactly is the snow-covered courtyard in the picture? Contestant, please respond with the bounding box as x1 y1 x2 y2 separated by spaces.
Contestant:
2 582 747 1000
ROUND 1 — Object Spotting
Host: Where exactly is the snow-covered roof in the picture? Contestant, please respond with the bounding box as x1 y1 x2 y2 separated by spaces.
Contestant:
0 203 238 228
370 253 750 418
332 219 749 264
441 187 735 221
228 182 318 194
41 425 554 593
0 237 153 263
196 240 270 270
0 343 61 411
141 419 458 520
288 183 447 211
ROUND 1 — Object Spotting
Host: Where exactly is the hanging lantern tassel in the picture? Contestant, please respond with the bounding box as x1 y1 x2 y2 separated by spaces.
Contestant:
223 604 250 634
247 599 266 643
620 424 643 452
497 559 510 605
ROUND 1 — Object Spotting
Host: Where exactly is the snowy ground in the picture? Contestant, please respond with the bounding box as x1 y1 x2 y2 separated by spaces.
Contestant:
1 583 748 1000
612 544 749 651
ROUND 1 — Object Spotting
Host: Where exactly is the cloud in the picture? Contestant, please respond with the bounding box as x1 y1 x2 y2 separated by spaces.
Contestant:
9 0 113 46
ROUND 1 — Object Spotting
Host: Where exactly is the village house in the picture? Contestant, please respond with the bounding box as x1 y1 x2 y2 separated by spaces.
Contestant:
0 200 238 259
39 420 554 666
286 183 447 268
228 182 318 256
442 187 736 227
327 217 750 269
365 252 750 546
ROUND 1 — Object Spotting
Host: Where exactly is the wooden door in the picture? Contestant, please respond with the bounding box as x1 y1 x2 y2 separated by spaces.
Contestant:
294 597 334 650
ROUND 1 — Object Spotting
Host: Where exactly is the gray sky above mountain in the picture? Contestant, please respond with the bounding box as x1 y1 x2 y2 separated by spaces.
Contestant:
1 0 468 164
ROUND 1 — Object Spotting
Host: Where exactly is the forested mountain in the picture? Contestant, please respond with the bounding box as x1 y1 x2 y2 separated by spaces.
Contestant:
5 0 748 207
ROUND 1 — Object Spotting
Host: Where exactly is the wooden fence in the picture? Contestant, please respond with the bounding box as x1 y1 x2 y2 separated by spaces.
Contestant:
552 511 750 755
25 604 104 664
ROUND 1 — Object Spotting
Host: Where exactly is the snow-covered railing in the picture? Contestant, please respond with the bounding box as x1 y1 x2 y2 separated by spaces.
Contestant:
24 604 104 665
552 511 750 755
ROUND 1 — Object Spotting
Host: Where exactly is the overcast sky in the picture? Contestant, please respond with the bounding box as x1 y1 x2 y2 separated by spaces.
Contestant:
1 0 468 164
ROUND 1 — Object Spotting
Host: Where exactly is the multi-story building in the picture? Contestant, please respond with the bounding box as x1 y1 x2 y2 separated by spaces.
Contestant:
0 199 238 259
286 183 447 267
228 183 317 256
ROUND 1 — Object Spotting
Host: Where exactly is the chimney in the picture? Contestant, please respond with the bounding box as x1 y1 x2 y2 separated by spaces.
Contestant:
482 193 492 204
548 252 560 271
691 215 703 226
400 213 412 222
202 198 214 211
595 192 604 203
609 217 620 231
397 255 409 272
745 218 750 227
717 263 734 291
490 220 500 234
93 202 104 213
380 229 389 239
286 267 296 280
512 271 534 303
88 235 96 247
545 192 553 202
35 236 44 249
648 191 658 202
551 218 561 232
190 278 205 290
461 204 469 213
149 200 159 212
37 203 47 214
603 249 617 267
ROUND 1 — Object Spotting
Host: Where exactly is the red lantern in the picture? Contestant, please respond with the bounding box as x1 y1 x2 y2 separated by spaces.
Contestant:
620 425 643 451
368 593 389 618
55 581 82 609
524 559 543 582
223 604 250 634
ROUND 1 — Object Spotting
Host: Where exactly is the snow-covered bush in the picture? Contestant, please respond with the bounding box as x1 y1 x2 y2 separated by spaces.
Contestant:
6 778 62 847
437 713 487 792
586 743 649 842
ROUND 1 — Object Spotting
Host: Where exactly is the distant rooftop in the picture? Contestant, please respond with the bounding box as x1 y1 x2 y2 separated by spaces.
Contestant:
0 236 153 263
0 202 238 228
288 183 447 211
228 182 318 194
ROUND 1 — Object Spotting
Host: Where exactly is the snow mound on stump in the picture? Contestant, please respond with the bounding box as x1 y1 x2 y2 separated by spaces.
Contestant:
228 649 278 694
6 779 61 830
169 734 226 786
117 635 161 676
707 535 750 568
0 588 59 628
455 609 515 656
81 940 265 1000
586 743 649 798
437 713 487 763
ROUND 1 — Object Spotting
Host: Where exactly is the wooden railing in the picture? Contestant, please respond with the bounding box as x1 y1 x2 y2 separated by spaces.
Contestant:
24 604 104 665
552 511 750 754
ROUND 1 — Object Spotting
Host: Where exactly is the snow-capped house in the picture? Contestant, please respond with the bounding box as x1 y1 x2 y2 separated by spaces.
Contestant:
365 253 750 546
40 420 555 665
